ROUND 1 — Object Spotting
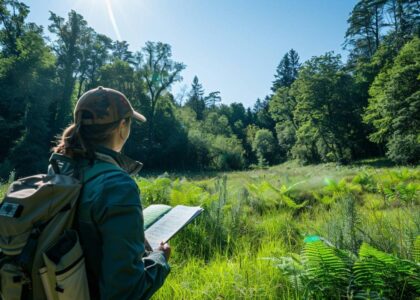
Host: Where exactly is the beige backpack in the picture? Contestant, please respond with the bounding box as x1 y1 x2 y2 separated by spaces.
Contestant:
0 154 121 300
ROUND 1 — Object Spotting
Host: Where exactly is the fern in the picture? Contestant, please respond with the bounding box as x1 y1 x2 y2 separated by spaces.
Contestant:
413 236 420 263
354 243 420 299
264 181 308 209
276 239 420 299
302 240 351 298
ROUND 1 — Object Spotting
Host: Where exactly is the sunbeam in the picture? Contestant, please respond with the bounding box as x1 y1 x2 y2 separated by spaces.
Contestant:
105 0 122 41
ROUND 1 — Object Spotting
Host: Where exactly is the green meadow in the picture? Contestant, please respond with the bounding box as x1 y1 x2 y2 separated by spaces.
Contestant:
135 160 420 299
1 160 419 298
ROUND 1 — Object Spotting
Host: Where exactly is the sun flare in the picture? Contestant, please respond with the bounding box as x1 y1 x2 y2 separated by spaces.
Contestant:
104 0 122 41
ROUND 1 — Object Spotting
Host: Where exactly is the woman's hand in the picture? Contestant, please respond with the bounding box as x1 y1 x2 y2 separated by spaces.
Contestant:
158 241 171 261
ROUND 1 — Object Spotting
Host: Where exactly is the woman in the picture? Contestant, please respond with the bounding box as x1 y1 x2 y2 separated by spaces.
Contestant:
50 86 170 300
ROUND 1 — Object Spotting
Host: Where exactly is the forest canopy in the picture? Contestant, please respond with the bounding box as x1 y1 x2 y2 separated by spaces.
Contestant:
0 0 419 179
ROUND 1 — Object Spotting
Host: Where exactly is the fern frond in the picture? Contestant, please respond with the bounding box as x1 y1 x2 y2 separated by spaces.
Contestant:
413 235 420 263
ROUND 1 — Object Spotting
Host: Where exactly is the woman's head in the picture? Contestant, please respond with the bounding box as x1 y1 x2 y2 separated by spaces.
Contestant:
53 86 146 158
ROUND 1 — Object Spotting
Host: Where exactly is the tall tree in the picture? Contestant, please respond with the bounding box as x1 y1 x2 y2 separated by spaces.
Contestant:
139 41 185 146
364 37 420 164
0 0 29 56
77 30 113 97
385 0 420 48
204 91 221 108
48 10 90 133
345 0 386 62
8 29 56 177
269 87 297 159
112 40 134 63
0 0 31 163
185 76 206 120
0 1 56 177
271 49 300 91
291 53 365 163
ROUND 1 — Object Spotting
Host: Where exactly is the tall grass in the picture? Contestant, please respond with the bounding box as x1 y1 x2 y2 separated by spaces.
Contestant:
141 163 419 299
0 161 418 298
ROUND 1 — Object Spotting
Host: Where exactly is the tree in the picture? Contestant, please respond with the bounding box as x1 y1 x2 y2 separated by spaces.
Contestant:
345 0 386 62
0 1 56 178
98 59 136 95
385 0 420 48
0 0 31 164
252 129 276 167
139 41 185 146
291 53 364 163
0 1 56 177
269 87 297 159
48 10 90 133
272 49 300 91
77 31 113 97
112 40 134 63
185 76 206 120
364 37 420 164
0 0 29 56
204 91 221 108
8 29 56 177
253 97 276 130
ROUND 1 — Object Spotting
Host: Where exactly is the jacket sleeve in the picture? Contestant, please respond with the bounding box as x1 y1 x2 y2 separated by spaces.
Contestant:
93 172 170 300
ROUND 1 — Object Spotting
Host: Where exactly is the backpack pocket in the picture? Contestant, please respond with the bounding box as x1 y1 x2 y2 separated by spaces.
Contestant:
41 229 91 300
0 262 30 300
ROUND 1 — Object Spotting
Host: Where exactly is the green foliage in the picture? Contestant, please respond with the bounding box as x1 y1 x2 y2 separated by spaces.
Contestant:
364 37 420 164
246 180 306 214
252 129 276 167
2 159 419 299
209 135 245 170
185 76 205 120
277 239 420 299
137 177 172 205
271 49 300 91
291 52 364 164
314 178 362 206
354 168 420 206
354 242 420 298
301 240 351 298
414 235 420 263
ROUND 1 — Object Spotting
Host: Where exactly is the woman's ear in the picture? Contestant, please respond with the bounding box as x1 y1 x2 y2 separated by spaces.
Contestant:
119 118 130 141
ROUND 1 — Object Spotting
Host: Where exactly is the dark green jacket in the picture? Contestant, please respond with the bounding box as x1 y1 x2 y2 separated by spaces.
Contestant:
47 146 170 300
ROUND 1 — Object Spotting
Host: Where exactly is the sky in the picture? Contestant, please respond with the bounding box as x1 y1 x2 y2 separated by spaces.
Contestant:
24 0 357 108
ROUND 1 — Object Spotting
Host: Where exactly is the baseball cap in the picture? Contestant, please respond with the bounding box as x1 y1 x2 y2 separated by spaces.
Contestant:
74 86 146 125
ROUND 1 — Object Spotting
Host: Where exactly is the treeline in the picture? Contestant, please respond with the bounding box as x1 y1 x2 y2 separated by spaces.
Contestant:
0 0 419 179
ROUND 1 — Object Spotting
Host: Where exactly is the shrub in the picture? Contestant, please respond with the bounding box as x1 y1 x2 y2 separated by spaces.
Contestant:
252 129 277 167
387 133 420 165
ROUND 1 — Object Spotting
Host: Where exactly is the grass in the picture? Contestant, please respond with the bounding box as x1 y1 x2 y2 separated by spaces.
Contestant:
136 160 419 299
1 159 418 298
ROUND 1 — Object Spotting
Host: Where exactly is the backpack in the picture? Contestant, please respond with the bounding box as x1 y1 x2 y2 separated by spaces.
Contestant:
0 153 122 300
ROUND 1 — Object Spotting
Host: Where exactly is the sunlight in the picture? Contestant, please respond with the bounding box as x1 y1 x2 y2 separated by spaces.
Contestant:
104 0 122 41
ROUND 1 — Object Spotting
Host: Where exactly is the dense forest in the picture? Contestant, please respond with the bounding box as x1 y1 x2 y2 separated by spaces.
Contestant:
0 0 419 180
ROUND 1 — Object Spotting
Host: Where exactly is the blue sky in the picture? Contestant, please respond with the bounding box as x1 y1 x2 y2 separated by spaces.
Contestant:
24 0 357 108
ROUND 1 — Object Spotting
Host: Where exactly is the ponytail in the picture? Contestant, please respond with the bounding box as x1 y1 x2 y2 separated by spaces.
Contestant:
52 116 131 160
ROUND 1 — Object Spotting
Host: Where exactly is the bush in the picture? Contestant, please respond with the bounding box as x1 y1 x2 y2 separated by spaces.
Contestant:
252 129 277 166
387 133 420 165
209 135 245 170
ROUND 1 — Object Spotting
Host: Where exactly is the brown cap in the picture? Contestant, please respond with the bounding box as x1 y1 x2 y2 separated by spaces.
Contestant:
74 86 146 125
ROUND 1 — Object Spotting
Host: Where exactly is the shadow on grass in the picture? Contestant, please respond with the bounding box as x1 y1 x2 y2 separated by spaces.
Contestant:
352 158 395 168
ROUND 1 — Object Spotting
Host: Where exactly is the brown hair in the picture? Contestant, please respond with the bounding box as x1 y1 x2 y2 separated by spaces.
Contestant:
53 112 131 161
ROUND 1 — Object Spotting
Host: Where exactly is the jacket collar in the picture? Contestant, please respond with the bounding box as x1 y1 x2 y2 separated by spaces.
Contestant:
93 145 143 176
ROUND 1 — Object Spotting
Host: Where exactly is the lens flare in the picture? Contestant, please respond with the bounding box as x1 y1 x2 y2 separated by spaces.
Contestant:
105 0 122 41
